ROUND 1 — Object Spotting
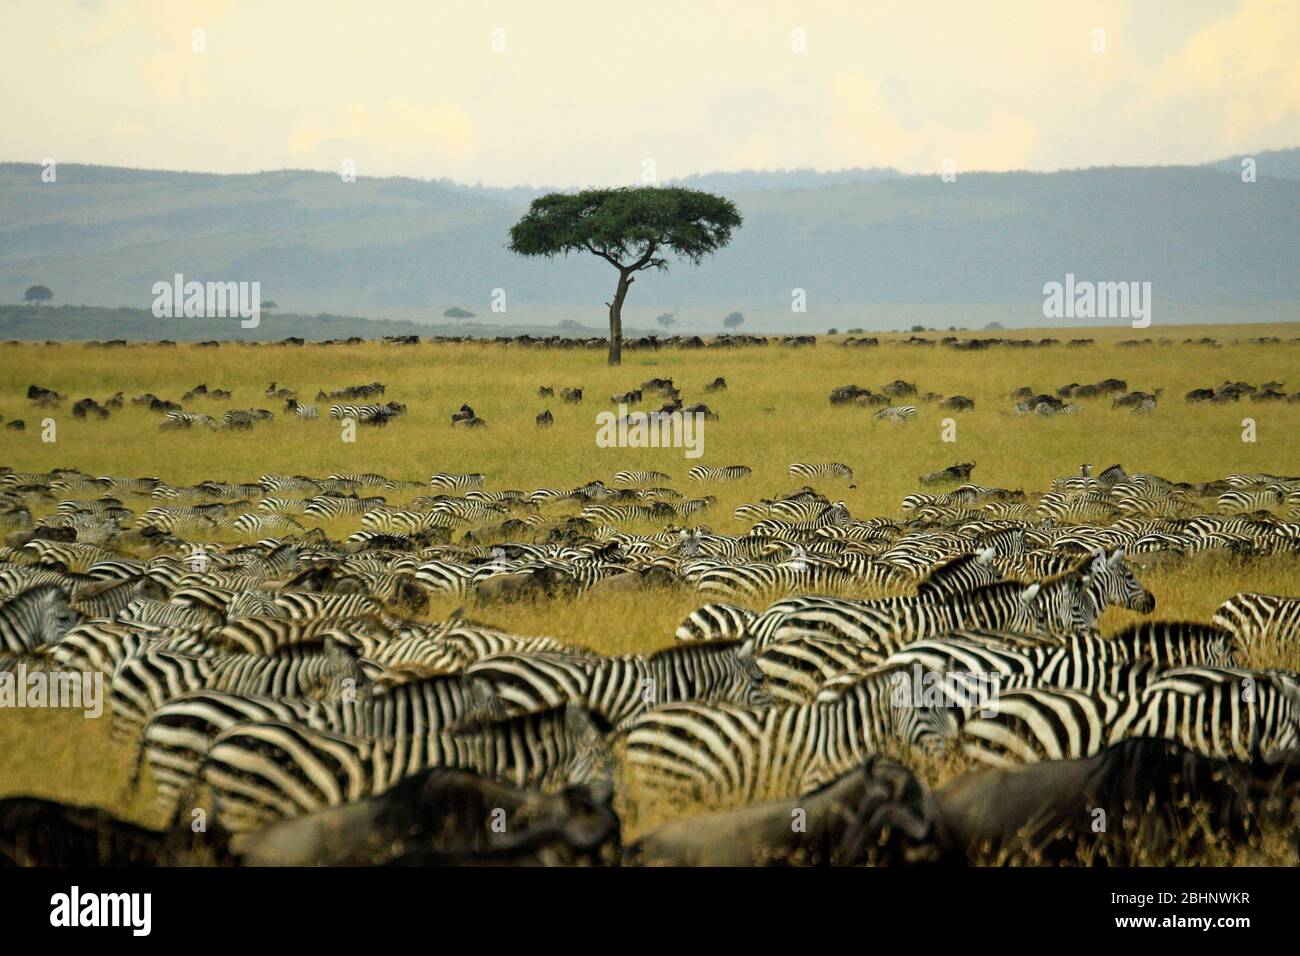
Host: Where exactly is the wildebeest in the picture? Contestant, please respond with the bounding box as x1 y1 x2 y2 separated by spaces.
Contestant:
538 386 555 397
703 377 727 392
561 387 584 403
834 740 1300 866
625 760 894 866
536 410 554 427
938 395 974 412
230 770 620 866
882 379 918 397
919 463 975 485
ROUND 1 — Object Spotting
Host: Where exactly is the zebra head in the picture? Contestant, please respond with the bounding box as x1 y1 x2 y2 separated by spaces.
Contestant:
562 702 617 797
1022 572 1100 637
12 585 85 649
1085 548 1155 613
736 638 775 708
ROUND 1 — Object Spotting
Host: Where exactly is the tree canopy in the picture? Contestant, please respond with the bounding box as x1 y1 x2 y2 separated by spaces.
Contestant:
508 186 741 363
23 285 53 304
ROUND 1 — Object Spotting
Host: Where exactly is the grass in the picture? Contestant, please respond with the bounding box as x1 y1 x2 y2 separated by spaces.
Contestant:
1 323 1298 857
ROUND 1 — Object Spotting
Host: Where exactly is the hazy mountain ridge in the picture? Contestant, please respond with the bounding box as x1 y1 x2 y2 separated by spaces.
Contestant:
1 151 1296 330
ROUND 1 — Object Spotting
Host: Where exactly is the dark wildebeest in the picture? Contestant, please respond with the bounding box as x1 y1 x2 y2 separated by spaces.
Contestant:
624 760 914 867
938 395 974 412
230 770 620 866
703 377 727 392
536 410 554 427
920 463 975 485
835 740 1300 866
562 387 584 403
538 386 555 397
0 797 224 866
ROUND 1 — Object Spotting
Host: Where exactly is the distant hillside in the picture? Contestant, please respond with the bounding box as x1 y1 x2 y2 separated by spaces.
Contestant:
1200 148 1300 180
0 305 623 342
1 156 1296 332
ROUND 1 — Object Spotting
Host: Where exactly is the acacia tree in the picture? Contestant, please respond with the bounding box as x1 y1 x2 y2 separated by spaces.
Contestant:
724 311 745 330
23 285 53 305
656 312 676 330
508 187 741 365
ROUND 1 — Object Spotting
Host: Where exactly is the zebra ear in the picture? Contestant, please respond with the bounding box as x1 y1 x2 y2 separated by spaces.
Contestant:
977 547 994 563
738 637 756 659
1108 549 1125 566
1019 583 1041 605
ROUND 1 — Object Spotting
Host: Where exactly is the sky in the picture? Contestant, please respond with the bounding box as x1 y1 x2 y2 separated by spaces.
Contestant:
2 0 1297 186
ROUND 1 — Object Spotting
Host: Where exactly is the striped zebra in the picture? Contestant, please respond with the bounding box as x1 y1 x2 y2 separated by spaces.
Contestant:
285 399 319 419
686 465 752 483
874 405 917 422
1130 666 1300 761
196 701 612 832
788 463 854 481
960 686 1134 767
108 644 369 729
229 513 304 536
159 412 219 430
136 672 490 820
674 603 758 642
302 495 387 519
1214 592 1300 651
0 585 83 654
464 640 771 726
329 402 404 424
620 664 958 805
613 470 672 487
914 548 1000 598
1217 486 1287 514
429 472 486 490
691 560 857 604
750 580 1047 658
748 502 851 537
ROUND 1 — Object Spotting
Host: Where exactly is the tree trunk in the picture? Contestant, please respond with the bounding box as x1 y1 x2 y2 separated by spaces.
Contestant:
607 270 632 365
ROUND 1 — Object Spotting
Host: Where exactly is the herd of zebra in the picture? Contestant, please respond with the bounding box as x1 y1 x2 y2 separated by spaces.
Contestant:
2 458 1300 865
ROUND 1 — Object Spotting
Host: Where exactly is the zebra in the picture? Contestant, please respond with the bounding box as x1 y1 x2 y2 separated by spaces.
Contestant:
136 672 491 820
674 603 758 642
750 580 1048 658
429 473 487 490
107 643 369 730
1217 486 1287 514
159 412 219 430
285 399 319 419
913 548 1000 598
788 463 854 481
196 701 613 832
874 405 917 422
619 664 958 806
960 686 1135 767
302 495 387 519
613 470 672 487
329 402 405 424
0 585 83 654
686 465 752 483
1130 667 1300 761
1214 593 1300 651
464 640 771 726
748 502 851 537
229 513 304 536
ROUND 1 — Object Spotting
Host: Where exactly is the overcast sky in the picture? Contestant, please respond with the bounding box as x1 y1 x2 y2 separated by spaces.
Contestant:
3 0 1296 186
